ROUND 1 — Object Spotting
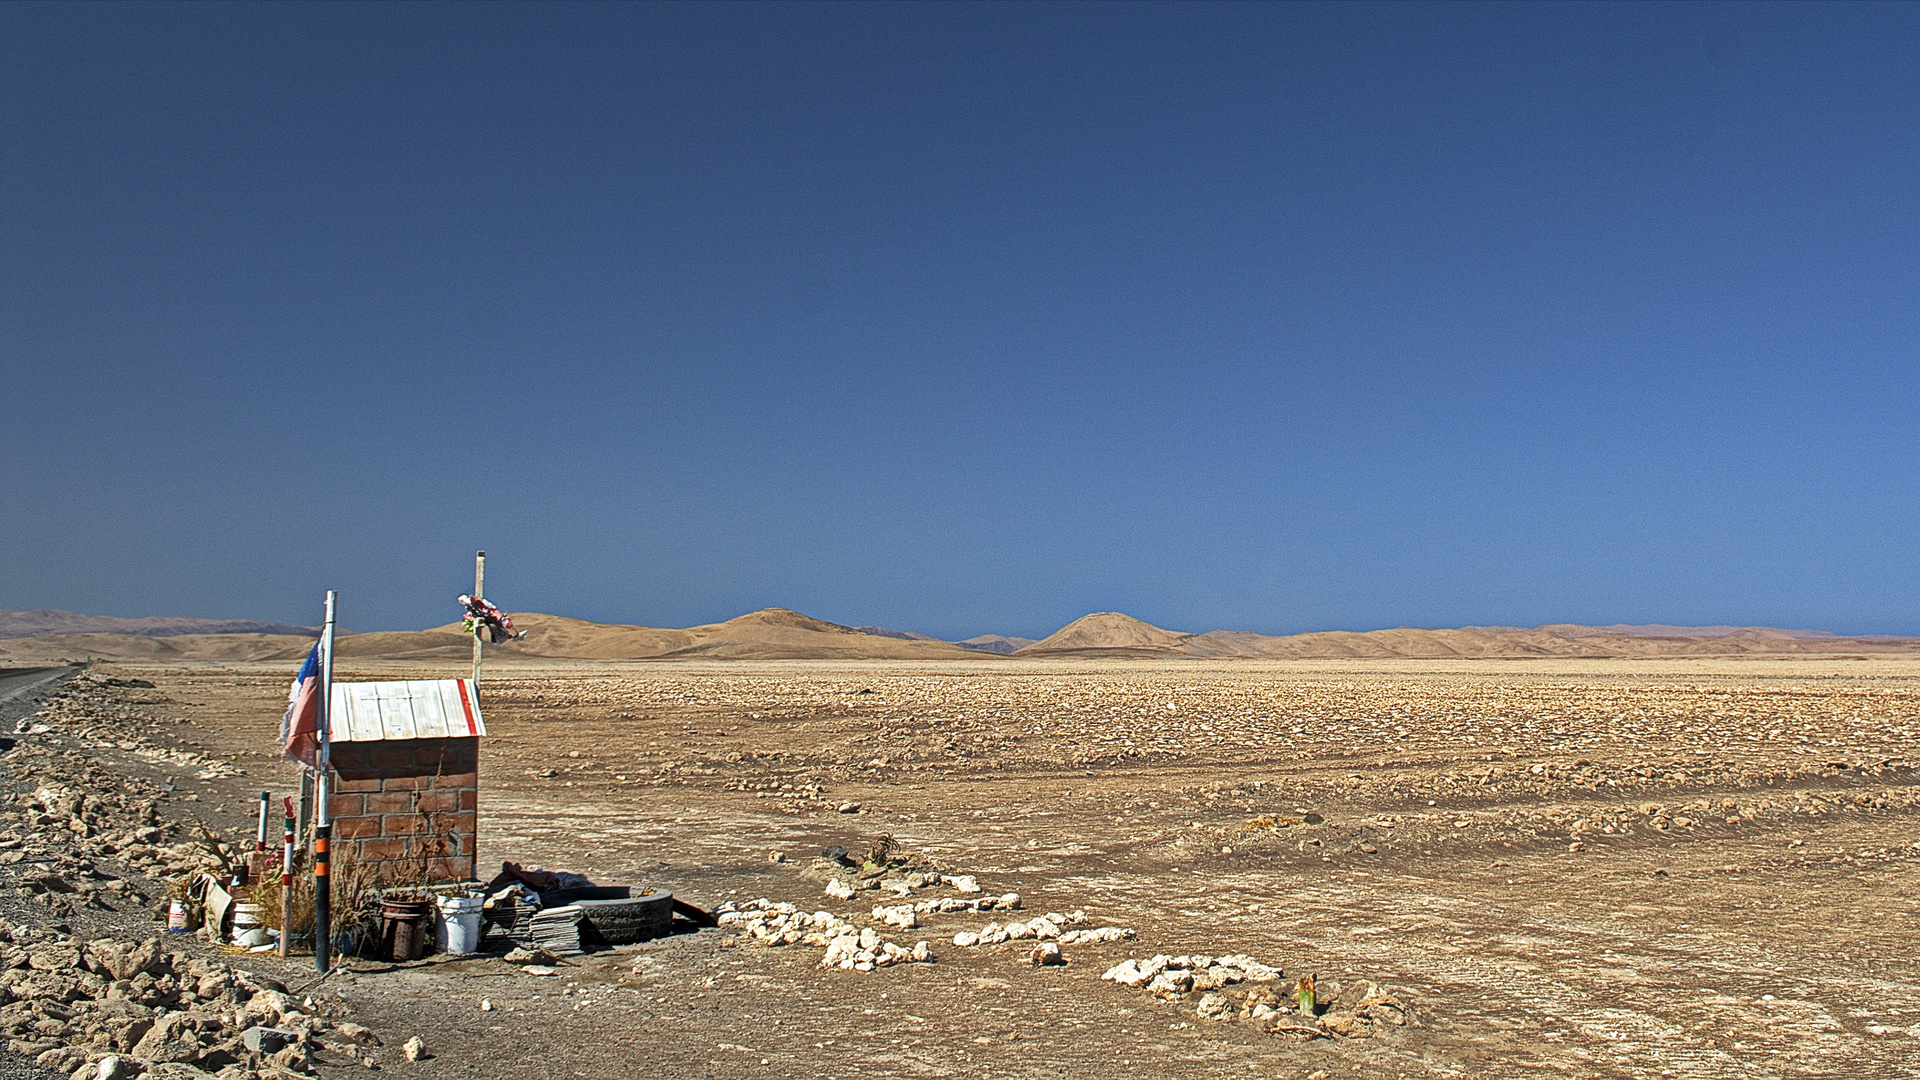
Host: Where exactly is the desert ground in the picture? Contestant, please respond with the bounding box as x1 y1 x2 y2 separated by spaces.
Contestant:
5 655 1920 1080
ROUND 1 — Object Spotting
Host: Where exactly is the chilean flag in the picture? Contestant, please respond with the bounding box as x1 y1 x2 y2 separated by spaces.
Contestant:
281 644 323 767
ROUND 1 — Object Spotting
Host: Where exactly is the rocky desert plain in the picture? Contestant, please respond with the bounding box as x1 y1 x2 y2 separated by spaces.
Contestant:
1 608 1918 1080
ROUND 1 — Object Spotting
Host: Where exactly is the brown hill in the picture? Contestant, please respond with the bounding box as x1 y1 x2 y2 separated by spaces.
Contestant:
7 605 1916 664
0 632 315 664
1015 613 1203 658
1213 625 1920 659
0 609 324 639
323 609 986 661
958 634 1037 654
642 609 978 660
1015 614 1920 660
854 626 943 642
0 608 987 663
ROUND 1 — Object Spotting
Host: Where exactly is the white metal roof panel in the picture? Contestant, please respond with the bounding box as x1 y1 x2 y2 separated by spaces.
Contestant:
328 679 485 742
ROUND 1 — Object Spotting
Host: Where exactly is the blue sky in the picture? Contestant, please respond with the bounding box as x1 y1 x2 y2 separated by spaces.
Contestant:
4 2 1917 638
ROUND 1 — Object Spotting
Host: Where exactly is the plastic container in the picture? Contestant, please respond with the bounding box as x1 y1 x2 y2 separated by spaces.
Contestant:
231 902 268 948
167 900 190 932
436 894 485 955
380 899 434 961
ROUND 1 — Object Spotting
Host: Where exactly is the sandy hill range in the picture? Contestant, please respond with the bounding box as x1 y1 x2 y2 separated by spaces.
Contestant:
1014 612 1920 659
1 607 1914 664
0 608 979 664
0 609 320 639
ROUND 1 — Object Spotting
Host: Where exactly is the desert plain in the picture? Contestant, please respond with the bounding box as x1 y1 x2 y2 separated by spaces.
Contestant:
4 651 1919 1080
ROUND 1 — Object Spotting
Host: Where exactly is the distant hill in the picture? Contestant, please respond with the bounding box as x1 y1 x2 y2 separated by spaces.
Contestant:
957 634 1038 654
335 609 988 661
1014 613 1920 659
0 632 323 664
1015 613 1201 658
854 626 942 641
4 605 1915 664
1525 623 1843 641
0 609 324 639
0 607 989 663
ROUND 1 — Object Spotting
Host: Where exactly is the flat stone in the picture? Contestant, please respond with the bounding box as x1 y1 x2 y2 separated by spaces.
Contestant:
242 1025 300 1054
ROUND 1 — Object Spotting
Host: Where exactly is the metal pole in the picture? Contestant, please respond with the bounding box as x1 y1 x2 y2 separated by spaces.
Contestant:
296 771 312 850
255 791 270 854
279 797 294 958
313 590 336 973
472 550 485 688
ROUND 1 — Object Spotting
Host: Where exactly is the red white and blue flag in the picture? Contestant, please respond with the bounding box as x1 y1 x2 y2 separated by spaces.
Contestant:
281 644 323 767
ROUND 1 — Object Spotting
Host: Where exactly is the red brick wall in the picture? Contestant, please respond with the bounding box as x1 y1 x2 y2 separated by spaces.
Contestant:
325 737 478 884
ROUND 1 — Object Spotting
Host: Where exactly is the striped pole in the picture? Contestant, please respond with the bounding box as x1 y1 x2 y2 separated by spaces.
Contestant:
314 590 336 973
279 797 294 958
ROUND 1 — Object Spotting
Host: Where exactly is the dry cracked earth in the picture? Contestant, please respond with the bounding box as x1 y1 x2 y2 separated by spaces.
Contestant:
5 656 1920 1080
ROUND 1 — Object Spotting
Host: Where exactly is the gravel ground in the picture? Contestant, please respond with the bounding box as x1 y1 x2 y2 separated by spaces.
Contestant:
8 657 1920 1079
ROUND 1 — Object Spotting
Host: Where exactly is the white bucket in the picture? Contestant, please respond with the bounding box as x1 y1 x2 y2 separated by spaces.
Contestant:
436 894 484 955
231 902 268 948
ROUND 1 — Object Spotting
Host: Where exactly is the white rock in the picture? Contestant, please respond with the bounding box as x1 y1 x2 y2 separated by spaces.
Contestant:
825 879 855 901
403 1035 427 1062
1102 959 1148 987
953 932 980 947
1060 926 1136 945
946 875 982 893
872 904 919 929
1146 970 1193 997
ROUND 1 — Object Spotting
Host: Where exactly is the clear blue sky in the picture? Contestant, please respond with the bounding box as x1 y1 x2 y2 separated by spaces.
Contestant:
4 2 1917 638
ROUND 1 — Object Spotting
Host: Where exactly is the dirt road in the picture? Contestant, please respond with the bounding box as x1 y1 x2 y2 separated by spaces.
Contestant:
10 657 1920 1079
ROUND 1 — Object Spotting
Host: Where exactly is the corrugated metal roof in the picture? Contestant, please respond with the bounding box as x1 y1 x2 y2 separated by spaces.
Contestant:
327 679 485 742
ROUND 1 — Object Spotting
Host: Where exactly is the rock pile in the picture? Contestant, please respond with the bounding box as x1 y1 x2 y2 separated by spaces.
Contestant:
945 912 1134 948
20 677 240 784
1101 954 1413 1038
822 871 986 901
0 677 401 1078
865 891 1023 928
714 900 933 971
0 930 379 1078
1 745 222 919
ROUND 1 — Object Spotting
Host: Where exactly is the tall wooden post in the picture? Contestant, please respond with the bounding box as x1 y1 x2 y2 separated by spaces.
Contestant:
472 550 486 688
